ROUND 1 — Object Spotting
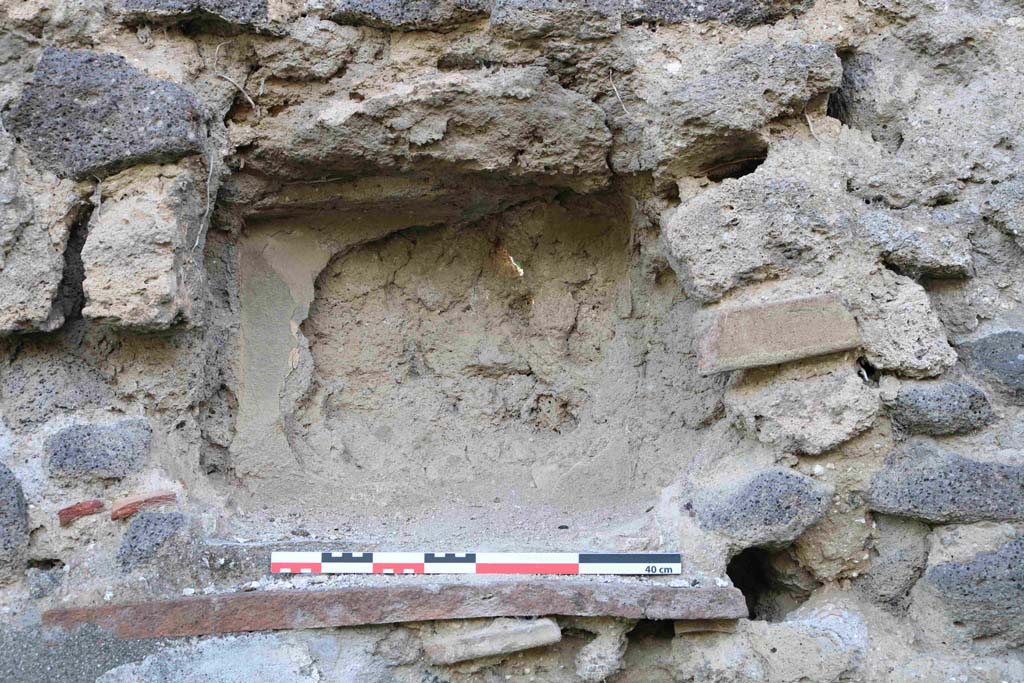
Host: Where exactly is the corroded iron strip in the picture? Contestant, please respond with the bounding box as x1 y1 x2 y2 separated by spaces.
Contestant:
43 581 746 640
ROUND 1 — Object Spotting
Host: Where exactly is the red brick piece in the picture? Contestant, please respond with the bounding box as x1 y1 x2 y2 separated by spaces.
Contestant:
58 499 105 527
43 579 747 640
110 490 177 521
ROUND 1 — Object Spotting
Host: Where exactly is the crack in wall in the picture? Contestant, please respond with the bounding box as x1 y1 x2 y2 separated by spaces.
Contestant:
53 202 93 324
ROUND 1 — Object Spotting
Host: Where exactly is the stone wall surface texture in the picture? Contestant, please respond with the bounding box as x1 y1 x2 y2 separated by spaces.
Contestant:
1 0 1023 681
867 440 1024 523
3 48 203 180
889 380 995 436
0 462 29 584
115 0 269 27
45 417 152 481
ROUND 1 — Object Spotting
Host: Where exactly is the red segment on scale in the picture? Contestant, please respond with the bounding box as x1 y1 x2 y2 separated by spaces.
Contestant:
476 563 579 574
270 562 322 573
373 563 425 574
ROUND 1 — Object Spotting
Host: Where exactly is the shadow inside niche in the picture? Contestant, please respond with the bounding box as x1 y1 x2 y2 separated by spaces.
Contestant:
626 619 676 640
827 49 859 127
697 135 769 182
700 152 768 181
727 547 817 622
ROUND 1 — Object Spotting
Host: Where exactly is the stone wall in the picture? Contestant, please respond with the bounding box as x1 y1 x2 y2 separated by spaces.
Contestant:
1 0 1023 681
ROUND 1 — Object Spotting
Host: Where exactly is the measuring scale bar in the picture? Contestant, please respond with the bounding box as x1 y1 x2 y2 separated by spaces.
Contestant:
270 552 682 576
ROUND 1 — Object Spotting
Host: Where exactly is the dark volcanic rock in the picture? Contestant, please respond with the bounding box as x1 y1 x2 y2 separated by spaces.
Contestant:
4 48 202 179
0 343 115 428
116 0 269 27
45 418 152 481
312 0 809 31
117 512 187 570
923 537 1024 645
310 0 488 30
0 463 29 583
959 331 1024 404
624 0 813 26
867 440 1024 523
693 468 832 548
891 381 995 436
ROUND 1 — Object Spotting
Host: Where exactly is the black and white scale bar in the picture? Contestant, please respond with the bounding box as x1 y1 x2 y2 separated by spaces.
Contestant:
271 552 682 575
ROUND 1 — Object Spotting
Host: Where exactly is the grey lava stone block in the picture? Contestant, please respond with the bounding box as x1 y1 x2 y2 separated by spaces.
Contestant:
45 418 152 481
313 0 810 29
856 515 928 605
891 381 995 436
117 512 186 570
492 0 622 15
4 48 203 179
116 0 268 27
119 0 195 14
867 440 1024 523
0 463 29 583
693 468 832 548
311 0 488 30
924 537 1024 645
959 331 1024 404
624 0 812 26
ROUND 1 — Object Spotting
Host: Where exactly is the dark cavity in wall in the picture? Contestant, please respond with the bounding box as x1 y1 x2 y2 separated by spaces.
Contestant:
727 547 816 622
54 204 92 323
27 558 64 570
698 135 768 181
827 49 859 127
857 356 881 384
627 619 675 641
702 153 767 181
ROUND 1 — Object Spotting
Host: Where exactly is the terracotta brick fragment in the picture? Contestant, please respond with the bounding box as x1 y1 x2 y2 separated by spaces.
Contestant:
110 491 177 521
43 579 747 640
58 500 105 527
698 295 861 375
